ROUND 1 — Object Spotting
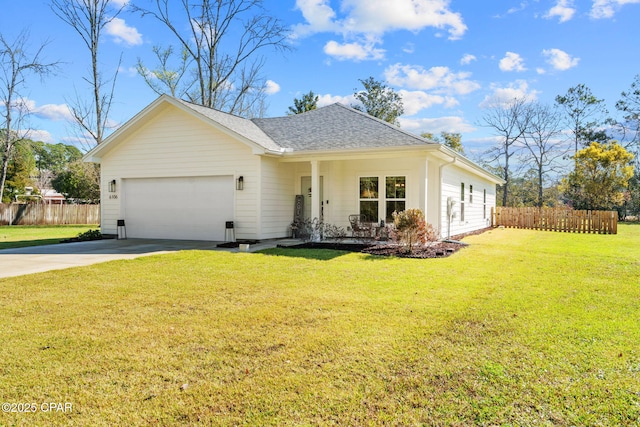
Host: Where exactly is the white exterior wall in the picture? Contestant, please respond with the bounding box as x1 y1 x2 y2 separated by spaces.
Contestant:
441 163 497 238
259 157 295 239
99 104 259 239
290 156 427 231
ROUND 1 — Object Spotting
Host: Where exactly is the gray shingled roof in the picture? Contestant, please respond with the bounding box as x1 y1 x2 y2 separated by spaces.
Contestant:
251 103 435 151
175 98 283 152
176 99 435 153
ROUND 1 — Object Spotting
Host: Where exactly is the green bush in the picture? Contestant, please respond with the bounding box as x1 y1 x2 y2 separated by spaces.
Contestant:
76 229 103 241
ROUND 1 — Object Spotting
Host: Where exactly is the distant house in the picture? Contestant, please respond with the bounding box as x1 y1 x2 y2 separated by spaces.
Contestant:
41 189 66 205
84 95 503 241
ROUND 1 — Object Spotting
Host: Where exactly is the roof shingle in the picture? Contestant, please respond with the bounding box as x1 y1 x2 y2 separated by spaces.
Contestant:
175 98 283 152
251 103 435 151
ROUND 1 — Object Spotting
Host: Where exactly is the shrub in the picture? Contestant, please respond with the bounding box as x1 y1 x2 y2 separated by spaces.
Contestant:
291 218 347 242
76 229 103 241
391 209 437 252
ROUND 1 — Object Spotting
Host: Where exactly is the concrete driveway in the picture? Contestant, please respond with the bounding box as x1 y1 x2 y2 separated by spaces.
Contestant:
0 238 228 279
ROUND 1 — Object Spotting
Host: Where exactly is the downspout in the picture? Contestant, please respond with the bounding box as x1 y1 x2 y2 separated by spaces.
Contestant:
438 156 457 239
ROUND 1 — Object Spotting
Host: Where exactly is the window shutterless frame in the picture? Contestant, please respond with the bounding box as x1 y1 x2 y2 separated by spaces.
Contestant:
358 175 407 223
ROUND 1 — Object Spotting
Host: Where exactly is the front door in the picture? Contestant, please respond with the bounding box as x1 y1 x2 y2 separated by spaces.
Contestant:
301 176 323 220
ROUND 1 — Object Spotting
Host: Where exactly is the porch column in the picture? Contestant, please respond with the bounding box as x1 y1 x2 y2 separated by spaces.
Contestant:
311 160 321 220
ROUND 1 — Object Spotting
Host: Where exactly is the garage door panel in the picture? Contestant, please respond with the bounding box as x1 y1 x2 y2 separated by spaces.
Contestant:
123 176 233 241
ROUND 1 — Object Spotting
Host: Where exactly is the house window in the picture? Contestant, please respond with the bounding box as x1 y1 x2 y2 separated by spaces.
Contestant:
460 182 465 222
483 189 487 219
469 185 473 204
359 177 378 222
359 175 407 222
385 176 406 222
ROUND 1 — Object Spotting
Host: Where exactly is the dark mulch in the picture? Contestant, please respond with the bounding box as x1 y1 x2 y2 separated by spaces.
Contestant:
279 227 493 259
217 240 259 248
361 241 463 258
278 242 374 252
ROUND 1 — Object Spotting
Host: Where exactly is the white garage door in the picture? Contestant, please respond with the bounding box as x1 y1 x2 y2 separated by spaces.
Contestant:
123 176 234 241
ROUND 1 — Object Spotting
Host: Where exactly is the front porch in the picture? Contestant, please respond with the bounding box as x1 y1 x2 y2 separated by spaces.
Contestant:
280 153 442 235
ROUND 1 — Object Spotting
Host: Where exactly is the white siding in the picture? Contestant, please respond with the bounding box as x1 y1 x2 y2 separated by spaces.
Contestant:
260 157 295 239
100 104 259 239
290 157 426 231
441 164 497 238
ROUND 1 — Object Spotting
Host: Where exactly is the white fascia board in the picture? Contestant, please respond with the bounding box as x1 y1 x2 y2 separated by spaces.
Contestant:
83 94 281 162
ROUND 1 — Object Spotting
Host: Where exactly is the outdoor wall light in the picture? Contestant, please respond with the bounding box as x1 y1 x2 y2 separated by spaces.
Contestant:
109 179 116 192
236 176 244 191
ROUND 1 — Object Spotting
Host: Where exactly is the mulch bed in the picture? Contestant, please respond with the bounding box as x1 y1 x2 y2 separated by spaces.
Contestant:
217 240 259 248
361 241 463 258
279 242 374 252
282 227 493 259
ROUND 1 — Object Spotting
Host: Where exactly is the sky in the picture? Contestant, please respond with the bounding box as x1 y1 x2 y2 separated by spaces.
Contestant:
2 0 640 158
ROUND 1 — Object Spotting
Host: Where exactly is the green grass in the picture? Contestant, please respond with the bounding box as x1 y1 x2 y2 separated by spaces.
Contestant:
1 225 639 426
0 225 97 249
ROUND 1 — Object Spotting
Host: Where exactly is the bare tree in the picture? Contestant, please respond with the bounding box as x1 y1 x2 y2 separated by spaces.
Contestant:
481 96 531 207
51 0 126 146
136 45 194 98
0 31 58 202
132 0 290 118
521 102 568 207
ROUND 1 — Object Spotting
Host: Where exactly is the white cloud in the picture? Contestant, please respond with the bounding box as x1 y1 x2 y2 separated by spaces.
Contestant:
323 40 385 61
11 98 74 122
398 116 476 134
591 0 640 18
460 54 476 65
33 103 75 122
338 0 467 40
480 80 539 108
118 66 139 77
507 2 528 14
110 0 130 7
265 80 281 95
292 0 339 38
499 52 527 72
493 2 529 18
545 0 576 22
105 17 142 46
293 0 467 61
542 48 579 70
295 0 467 39
24 129 55 143
384 63 480 95
398 90 458 115
316 93 356 107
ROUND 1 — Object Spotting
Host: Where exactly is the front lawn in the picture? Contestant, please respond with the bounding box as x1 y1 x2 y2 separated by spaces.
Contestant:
0 225 97 250
1 226 639 426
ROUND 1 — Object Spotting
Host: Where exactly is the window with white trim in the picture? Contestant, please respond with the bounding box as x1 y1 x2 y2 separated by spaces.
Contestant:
483 189 487 219
359 177 379 222
359 175 406 222
385 176 406 222
460 182 465 222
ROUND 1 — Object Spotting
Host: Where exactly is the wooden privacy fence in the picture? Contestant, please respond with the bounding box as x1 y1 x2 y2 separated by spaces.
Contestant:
0 204 100 226
492 207 617 234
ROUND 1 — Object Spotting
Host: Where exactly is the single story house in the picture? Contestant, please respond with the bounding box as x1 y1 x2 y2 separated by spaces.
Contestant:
84 94 504 241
